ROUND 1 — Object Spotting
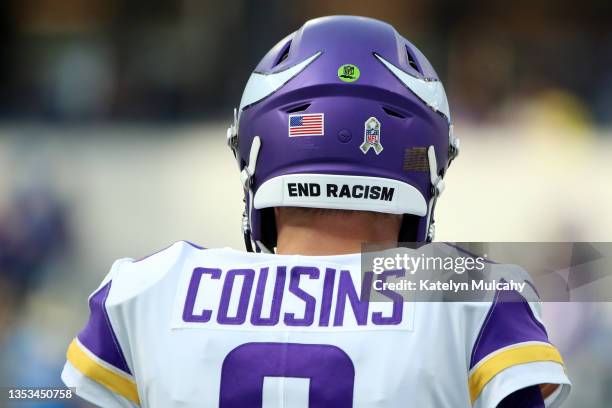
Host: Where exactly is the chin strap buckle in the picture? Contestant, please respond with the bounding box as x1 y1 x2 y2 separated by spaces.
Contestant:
427 223 436 242
241 209 254 252
239 136 261 189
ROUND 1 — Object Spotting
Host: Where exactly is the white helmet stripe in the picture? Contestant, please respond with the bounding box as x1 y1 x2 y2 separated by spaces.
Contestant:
239 52 322 112
254 174 427 216
375 53 450 120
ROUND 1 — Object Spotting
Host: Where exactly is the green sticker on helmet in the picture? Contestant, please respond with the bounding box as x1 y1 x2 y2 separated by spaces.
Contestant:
338 64 360 82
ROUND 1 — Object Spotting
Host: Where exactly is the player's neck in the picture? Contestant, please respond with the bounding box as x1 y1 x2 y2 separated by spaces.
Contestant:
275 211 401 256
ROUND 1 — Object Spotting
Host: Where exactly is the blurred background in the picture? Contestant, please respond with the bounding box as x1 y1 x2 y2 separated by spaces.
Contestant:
0 0 611 406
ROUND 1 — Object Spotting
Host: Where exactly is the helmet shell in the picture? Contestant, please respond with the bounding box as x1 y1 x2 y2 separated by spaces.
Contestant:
233 16 454 250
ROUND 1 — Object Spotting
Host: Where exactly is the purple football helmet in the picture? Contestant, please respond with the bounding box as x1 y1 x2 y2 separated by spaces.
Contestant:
228 15 459 252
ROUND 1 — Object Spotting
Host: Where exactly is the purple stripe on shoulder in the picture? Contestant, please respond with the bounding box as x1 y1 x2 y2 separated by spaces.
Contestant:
470 289 549 369
77 281 132 375
183 241 206 250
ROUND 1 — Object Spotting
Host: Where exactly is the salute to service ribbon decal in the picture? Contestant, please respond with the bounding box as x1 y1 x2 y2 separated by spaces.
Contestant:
361 117 383 154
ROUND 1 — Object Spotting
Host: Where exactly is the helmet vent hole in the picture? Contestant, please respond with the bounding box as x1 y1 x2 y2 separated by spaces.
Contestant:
286 103 311 113
274 41 292 66
382 106 406 119
405 45 421 73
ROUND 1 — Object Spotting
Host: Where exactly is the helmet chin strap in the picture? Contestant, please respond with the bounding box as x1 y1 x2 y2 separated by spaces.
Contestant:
239 136 262 253
426 145 445 242
227 108 257 252
242 207 254 253
424 122 460 242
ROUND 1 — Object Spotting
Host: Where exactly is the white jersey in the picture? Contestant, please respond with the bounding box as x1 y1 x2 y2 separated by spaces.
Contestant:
61 241 570 408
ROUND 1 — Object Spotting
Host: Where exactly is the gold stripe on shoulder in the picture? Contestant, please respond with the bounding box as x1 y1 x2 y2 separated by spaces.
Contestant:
66 339 140 405
468 343 564 404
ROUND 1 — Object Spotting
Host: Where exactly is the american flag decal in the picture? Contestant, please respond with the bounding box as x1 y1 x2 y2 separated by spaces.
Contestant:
288 113 324 137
